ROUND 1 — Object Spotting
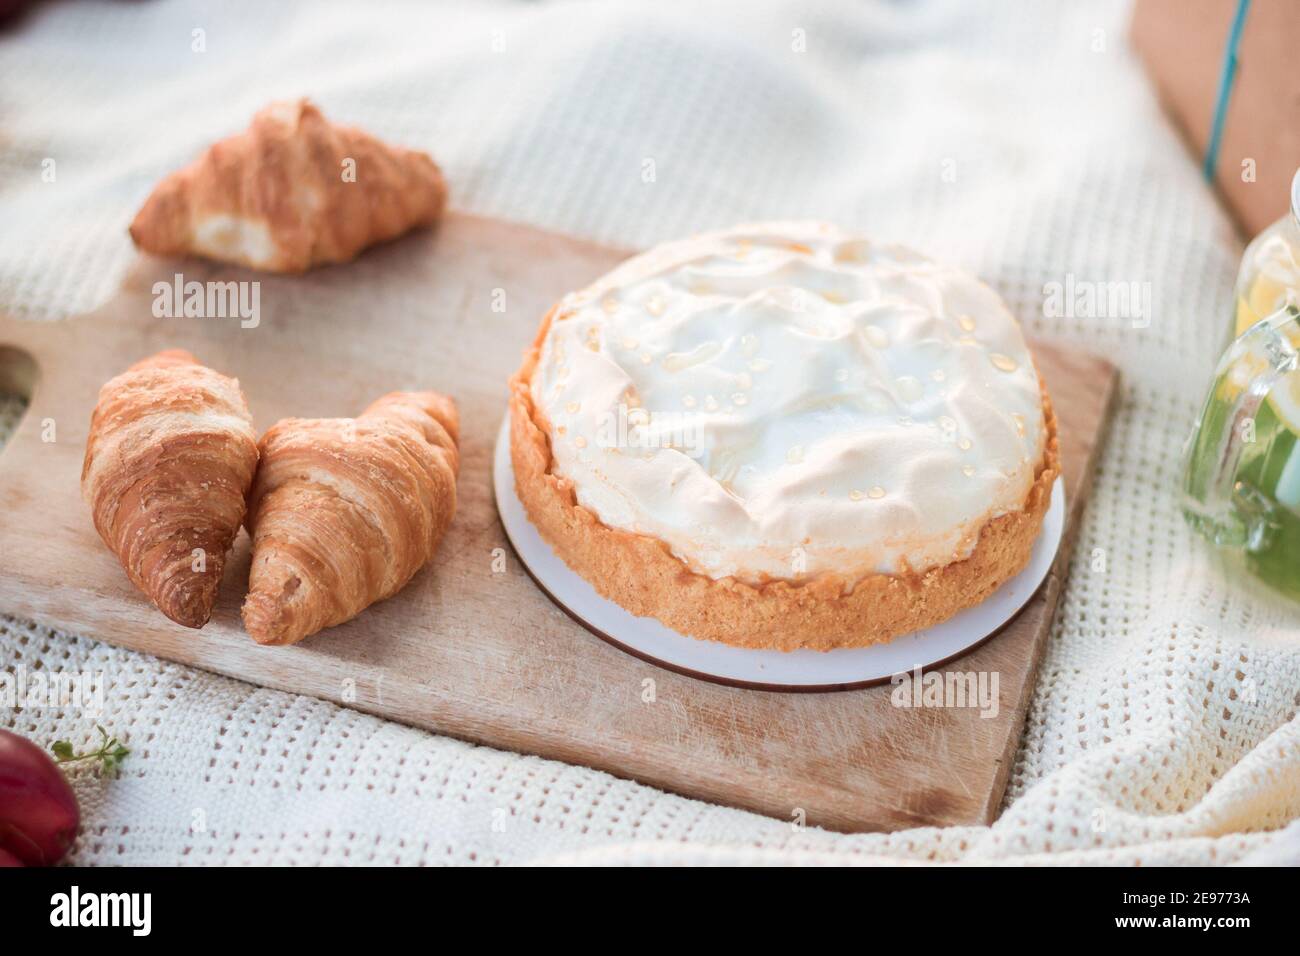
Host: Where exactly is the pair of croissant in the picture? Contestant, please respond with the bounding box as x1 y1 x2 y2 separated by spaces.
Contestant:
81 350 459 645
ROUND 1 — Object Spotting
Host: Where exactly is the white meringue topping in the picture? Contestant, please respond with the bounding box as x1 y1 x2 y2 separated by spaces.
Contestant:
530 222 1047 585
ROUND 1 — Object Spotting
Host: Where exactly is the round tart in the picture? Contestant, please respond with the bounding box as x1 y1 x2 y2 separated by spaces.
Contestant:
509 222 1059 651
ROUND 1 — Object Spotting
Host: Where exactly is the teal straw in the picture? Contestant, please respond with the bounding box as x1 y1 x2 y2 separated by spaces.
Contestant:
1204 0 1252 182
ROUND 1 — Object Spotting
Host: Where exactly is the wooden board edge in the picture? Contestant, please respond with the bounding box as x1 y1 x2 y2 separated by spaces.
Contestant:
975 362 1122 825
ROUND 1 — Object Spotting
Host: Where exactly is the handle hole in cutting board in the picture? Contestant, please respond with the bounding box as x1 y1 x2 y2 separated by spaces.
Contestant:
0 344 39 458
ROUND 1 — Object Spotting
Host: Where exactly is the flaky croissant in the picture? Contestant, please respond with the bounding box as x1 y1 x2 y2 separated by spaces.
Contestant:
82 350 259 628
129 98 447 272
242 391 459 645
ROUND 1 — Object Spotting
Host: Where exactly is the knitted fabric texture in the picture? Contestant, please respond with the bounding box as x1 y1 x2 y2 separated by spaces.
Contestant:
1 0 1298 865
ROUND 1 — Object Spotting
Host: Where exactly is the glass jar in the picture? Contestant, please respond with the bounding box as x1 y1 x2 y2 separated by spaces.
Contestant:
1182 168 1300 601
1231 169 1300 342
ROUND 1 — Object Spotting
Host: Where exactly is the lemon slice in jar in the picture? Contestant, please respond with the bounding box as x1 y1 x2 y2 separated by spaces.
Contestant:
1235 273 1292 336
1234 259 1300 437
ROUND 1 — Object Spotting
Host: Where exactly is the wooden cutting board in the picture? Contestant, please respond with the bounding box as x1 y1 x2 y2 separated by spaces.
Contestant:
0 214 1117 832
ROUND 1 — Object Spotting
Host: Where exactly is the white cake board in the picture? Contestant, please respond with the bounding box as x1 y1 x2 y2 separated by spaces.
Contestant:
493 416 1065 692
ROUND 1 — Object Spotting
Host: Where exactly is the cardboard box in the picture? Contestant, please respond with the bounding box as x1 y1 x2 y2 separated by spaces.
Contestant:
1132 0 1300 237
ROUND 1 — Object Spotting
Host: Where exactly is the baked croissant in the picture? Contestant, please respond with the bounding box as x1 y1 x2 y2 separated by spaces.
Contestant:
81 350 259 628
129 98 447 272
242 391 459 645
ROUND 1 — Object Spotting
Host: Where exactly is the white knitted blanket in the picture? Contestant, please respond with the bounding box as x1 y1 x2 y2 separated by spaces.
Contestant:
2 0 1298 866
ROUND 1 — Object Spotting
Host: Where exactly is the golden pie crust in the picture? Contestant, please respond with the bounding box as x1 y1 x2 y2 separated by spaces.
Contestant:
509 307 1061 652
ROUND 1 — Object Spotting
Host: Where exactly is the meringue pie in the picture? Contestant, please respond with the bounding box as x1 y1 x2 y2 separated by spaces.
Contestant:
509 222 1058 651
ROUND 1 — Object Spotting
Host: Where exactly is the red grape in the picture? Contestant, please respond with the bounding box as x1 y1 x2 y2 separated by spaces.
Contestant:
0 729 80 865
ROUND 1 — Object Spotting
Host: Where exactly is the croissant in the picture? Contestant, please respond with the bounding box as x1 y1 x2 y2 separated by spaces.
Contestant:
242 391 459 645
81 349 259 628
129 98 447 272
